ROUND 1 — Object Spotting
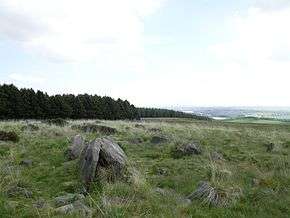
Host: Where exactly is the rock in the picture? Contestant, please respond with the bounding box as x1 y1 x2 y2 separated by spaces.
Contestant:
73 200 92 217
211 151 224 161
94 125 117 134
19 159 33 167
78 124 117 134
55 204 74 214
6 186 32 198
33 199 47 209
55 201 92 217
54 193 85 207
154 187 168 196
187 181 216 204
174 142 202 158
187 181 227 207
79 137 127 188
98 138 127 177
65 135 85 160
79 140 101 188
150 136 167 144
183 142 202 155
0 131 19 142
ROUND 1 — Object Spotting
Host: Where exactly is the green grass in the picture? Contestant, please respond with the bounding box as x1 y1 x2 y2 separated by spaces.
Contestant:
1 119 290 217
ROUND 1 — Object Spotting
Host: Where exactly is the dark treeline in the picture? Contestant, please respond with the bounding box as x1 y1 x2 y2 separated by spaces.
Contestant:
0 84 137 120
137 108 210 120
0 84 207 120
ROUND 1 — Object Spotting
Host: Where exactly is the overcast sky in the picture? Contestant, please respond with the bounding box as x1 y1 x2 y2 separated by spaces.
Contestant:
1 0 290 107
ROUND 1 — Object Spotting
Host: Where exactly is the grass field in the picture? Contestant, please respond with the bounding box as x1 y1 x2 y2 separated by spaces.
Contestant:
225 117 290 125
1 119 290 217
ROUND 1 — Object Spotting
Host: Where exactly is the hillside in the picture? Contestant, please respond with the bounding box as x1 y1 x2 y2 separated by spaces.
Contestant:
1 119 290 217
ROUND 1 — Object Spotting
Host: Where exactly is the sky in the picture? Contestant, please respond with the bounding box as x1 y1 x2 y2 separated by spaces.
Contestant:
1 0 290 107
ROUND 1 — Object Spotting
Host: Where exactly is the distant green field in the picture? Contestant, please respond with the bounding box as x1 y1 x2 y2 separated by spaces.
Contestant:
224 117 290 125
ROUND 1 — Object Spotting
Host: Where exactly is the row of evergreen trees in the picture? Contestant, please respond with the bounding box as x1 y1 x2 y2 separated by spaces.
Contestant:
138 108 209 120
0 84 206 120
0 84 137 120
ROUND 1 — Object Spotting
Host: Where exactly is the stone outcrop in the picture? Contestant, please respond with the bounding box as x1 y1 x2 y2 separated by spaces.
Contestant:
65 135 85 160
78 138 127 189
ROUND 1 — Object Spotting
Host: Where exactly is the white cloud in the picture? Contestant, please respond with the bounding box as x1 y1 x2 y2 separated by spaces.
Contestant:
211 6 290 64
0 0 166 67
206 4 290 106
210 6 290 74
8 73 45 84
1 0 289 107
254 0 290 11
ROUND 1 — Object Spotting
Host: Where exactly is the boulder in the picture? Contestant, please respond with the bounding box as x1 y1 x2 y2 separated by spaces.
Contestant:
98 138 127 176
33 199 47 209
66 135 85 160
55 204 74 215
79 140 101 188
19 159 33 167
54 193 85 207
55 201 92 217
154 187 169 196
187 181 216 203
211 151 224 161
150 136 167 144
174 142 202 158
183 142 202 155
187 181 232 207
78 138 127 188
6 186 32 198
78 124 117 134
